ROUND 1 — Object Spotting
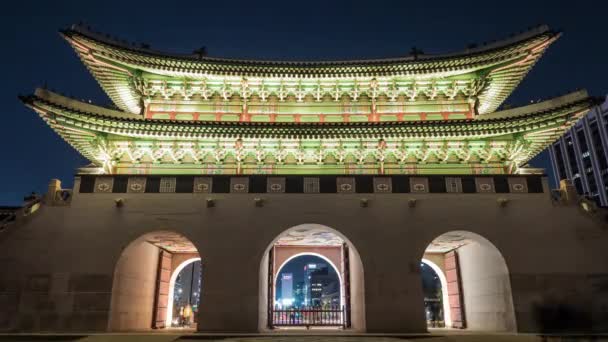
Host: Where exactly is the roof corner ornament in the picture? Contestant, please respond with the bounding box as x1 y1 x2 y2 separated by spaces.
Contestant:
410 46 424 60
193 46 207 60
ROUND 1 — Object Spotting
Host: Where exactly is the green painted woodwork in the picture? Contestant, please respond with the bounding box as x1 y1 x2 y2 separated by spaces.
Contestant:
60 25 560 116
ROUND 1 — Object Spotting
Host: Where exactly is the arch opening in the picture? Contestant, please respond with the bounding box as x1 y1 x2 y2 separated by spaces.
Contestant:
166 258 202 328
108 231 202 332
258 224 365 332
274 253 342 310
421 258 451 329
421 231 516 332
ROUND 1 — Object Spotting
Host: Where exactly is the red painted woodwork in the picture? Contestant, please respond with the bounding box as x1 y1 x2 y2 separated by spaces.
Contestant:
444 250 466 329
152 250 172 329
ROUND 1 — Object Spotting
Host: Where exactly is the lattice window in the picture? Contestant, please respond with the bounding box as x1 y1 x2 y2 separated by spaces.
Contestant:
445 177 462 193
303 177 320 193
159 177 176 193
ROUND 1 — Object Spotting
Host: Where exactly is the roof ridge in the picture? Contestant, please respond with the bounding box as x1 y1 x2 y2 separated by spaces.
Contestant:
62 23 557 65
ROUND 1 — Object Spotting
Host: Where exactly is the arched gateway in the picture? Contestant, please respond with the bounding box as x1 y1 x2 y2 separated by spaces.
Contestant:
420 231 516 332
108 231 202 331
6 23 608 335
259 224 365 331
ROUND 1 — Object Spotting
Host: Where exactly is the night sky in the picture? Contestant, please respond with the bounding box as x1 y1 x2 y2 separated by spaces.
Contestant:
1 0 607 205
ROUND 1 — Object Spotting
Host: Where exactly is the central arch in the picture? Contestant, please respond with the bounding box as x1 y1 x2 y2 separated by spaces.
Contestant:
258 223 366 331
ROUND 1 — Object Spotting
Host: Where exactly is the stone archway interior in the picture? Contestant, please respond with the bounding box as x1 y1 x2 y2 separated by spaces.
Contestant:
272 225 346 315
108 231 200 331
422 231 516 332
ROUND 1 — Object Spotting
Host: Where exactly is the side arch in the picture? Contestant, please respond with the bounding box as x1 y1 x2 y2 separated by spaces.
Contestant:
420 230 516 332
108 230 201 331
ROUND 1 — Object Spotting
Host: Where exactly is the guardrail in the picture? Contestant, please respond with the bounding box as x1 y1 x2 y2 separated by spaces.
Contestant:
271 307 346 328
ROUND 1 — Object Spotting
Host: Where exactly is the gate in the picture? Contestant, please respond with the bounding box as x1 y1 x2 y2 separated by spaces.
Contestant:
271 306 347 328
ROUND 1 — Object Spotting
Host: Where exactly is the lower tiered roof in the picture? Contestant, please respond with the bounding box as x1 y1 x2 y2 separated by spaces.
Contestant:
20 89 598 175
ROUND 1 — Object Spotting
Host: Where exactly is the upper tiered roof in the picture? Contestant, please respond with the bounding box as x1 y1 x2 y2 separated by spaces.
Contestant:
61 25 560 116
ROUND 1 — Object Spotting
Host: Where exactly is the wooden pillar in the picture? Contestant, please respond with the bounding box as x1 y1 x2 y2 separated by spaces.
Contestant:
445 250 466 329
152 250 172 328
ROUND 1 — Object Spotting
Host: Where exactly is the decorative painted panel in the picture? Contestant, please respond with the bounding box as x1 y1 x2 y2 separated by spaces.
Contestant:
475 177 495 193
267 177 286 193
410 177 429 193
508 177 528 193
337 177 356 194
193 177 213 193
373 177 392 193
93 177 113 193
230 177 249 193
127 177 147 193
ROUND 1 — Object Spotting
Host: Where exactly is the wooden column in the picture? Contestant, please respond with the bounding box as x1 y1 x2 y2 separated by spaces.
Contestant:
445 250 466 329
152 250 172 329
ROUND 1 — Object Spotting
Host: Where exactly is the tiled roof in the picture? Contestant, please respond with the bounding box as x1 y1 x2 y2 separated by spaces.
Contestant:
61 25 560 115
20 88 598 167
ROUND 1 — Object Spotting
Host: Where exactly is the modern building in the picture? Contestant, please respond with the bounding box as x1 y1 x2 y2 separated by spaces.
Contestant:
549 97 608 206
304 263 327 306
280 273 293 307
307 264 329 307
1 24 608 334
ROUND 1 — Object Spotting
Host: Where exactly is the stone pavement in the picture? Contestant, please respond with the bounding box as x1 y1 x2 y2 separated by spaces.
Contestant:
0 334 607 342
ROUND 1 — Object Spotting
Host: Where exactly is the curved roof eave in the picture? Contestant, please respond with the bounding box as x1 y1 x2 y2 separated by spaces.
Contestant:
60 25 560 115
